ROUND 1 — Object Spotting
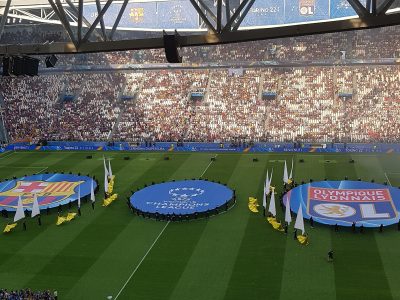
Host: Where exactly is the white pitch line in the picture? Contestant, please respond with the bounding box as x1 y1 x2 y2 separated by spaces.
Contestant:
0 151 15 159
384 173 393 186
114 221 170 300
200 154 218 178
36 167 48 174
114 156 218 298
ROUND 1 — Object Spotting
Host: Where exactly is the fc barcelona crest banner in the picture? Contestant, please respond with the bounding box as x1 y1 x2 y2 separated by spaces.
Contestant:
0 174 97 211
283 181 400 227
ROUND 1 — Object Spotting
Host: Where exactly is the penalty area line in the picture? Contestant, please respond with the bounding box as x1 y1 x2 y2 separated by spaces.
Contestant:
114 221 170 300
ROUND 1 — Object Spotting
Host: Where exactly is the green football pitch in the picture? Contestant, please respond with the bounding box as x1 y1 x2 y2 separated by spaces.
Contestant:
0 151 399 300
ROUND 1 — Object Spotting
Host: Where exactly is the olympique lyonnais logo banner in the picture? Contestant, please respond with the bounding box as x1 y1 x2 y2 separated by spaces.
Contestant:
0 174 97 211
308 187 397 222
283 181 400 227
299 0 316 15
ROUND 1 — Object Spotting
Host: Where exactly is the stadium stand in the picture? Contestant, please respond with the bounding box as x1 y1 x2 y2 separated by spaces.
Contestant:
0 288 55 299
0 65 399 144
1 23 400 144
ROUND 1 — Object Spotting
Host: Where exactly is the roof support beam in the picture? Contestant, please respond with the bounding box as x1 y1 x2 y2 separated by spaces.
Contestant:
232 0 255 31
371 0 377 15
225 0 230 24
0 0 13 41
377 0 395 15
64 0 103 43
109 0 129 40
77 0 83 42
49 0 78 48
95 0 107 41
189 0 217 33
81 0 113 43
217 0 222 32
2 13 400 55
347 0 370 17
222 0 251 32
197 0 217 23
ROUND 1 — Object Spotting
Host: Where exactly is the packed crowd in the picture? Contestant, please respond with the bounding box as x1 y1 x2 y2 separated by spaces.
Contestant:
0 288 55 300
3 24 400 65
0 66 399 143
0 73 123 142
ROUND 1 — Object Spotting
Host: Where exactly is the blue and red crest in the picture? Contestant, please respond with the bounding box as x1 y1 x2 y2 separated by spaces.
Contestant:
0 174 96 211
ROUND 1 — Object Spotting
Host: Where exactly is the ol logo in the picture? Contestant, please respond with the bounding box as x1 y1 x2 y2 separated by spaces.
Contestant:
308 186 397 222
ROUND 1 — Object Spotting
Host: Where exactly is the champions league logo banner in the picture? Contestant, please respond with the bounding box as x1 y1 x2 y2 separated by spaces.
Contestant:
130 180 233 215
284 181 400 227
0 174 96 211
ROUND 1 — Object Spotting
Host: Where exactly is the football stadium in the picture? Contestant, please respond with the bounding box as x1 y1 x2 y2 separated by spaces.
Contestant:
0 0 399 299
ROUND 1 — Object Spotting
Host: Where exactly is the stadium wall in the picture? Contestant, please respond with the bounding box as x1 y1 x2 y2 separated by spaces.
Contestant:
4 141 400 153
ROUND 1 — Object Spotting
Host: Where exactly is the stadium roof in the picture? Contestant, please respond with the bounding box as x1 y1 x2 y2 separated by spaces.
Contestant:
1 0 400 55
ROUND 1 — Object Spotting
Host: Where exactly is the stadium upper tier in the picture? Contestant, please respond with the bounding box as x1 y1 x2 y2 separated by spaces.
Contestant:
2 24 400 62
1 0 400 36
0 66 398 144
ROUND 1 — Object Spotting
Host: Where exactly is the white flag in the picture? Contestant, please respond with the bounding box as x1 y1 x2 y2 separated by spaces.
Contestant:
103 156 109 178
283 160 289 184
14 195 25 222
289 158 294 180
90 180 95 203
104 172 109 193
268 190 276 216
294 204 305 235
108 159 113 178
262 185 267 209
78 185 81 208
31 194 40 218
265 170 270 194
285 197 291 224
269 168 273 186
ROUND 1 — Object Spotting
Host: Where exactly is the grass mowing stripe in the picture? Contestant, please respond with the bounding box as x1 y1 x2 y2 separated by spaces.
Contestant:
25 153 183 296
0 152 78 259
278 153 336 300
64 153 186 299
0 151 15 160
66 153 214 299
114 221 170 300
200 154 217 178
331 154 393 300
0 152 122 288
222 153 285 300
353 154 399 300
116 154 240 300
113 153 221 300
169 154 264 300
0 152 399 299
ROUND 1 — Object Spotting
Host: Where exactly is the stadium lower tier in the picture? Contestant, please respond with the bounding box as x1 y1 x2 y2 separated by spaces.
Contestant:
1 66 399 144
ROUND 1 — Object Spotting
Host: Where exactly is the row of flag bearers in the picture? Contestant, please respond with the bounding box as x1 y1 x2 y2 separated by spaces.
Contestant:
251 159 309 245
4 156 115 233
